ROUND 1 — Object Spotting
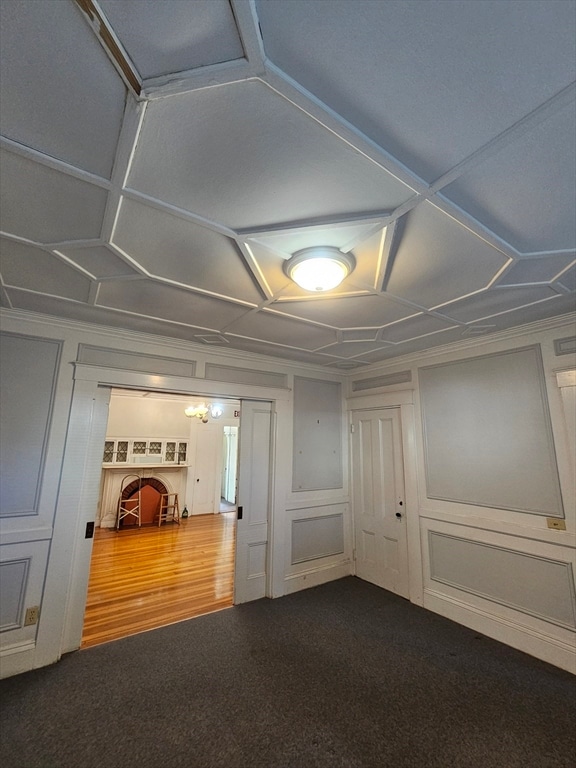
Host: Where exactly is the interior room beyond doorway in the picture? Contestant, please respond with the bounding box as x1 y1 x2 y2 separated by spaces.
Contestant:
82 388 241 647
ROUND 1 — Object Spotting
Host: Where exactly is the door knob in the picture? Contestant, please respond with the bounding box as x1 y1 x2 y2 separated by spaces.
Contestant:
395 512 402 519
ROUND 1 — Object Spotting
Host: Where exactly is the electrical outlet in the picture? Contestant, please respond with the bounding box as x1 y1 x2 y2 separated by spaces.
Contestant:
24 606 40 626
547 518 566 531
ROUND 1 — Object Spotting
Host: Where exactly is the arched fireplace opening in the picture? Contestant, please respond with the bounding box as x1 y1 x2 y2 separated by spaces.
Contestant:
120 477 170 526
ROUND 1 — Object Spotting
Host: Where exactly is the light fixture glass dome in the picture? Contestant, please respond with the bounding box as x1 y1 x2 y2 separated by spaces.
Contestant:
284 247 355 292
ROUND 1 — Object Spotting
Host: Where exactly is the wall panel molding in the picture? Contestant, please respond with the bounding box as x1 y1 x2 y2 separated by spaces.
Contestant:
554 336 576 356
428 531 576 630
0 559 30 631
0 333 62 517
293 377 343 491
77 344 196 377
204 363 287 389
419 345 564 517
292 513 345 564
352 370 412 392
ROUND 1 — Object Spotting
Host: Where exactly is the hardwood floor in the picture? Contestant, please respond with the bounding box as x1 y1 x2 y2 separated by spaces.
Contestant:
81 512 236 648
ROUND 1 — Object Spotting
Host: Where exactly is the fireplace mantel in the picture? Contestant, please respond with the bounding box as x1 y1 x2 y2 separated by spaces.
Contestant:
99 465 189 528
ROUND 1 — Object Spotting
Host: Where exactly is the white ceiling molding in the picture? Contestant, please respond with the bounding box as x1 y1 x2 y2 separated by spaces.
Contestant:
0 0 574 368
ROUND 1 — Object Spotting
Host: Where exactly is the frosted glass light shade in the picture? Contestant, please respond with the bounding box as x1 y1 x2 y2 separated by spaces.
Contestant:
284 247 355 292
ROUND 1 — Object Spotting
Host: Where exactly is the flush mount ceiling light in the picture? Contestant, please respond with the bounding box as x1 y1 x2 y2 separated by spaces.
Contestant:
283 247 355 292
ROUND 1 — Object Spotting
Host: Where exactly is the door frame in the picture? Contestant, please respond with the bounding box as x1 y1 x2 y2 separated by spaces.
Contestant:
54 363 291 658
348 389 423 607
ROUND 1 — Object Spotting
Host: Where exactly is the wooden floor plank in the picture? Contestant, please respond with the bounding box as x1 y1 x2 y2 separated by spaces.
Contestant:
81 512 236 648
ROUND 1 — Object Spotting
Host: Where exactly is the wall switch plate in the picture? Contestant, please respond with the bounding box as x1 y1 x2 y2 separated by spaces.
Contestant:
24 606 40 626
547 518 567 530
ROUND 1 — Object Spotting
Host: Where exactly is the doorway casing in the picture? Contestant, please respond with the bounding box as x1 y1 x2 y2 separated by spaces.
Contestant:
51 363 291 663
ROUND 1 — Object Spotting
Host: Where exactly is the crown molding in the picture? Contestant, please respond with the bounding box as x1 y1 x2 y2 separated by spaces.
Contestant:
0 308 346 380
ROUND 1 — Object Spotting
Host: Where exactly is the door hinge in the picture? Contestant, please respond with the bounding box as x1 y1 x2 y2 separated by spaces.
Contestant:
350 424 355 433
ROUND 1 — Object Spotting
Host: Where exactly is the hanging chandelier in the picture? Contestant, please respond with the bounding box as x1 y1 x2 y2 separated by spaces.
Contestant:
184 403 223 423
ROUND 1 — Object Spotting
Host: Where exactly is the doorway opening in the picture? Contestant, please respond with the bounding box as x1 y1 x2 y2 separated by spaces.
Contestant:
81 388 241 648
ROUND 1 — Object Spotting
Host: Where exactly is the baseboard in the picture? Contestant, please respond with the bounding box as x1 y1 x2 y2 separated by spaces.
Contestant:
283 560 353 595
0 641 36 679
424 589 576 674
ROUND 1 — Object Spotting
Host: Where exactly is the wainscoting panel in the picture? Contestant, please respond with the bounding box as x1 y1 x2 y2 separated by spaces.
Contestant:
0 333 62 517
283 501 352 594
292 513 345 564
247 542 267 578
428 531 576 630
0 540 50 648
0 559 29 631
419 346 564 516
77 345 196 377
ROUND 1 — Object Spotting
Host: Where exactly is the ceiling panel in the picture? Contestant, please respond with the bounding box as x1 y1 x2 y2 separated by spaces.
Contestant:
386 202 509 308
112 198 263 302
57 245 141 279
436 286 560 323
96 279 252 329
256 0 576 181
0 150 108 244
98 0 244 79
271 294 414 328
359 326 468 363
242 242 292 295
127 80 414 229
316 340 393 359
228 309 336 350
0 238 92 301
351 228 389 288
497 256 576 286
381 314 457 344
221 335 344 366
246 220 384 259
0 0 125 179
442 97 576 253
464 292 576 331
5 289 224 342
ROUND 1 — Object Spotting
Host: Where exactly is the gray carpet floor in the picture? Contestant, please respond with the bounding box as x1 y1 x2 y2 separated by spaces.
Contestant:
0 576 575 768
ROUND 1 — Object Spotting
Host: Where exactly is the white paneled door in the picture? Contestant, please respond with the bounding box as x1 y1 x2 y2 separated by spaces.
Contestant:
234 401 272 604
352 408 409 598
189 423 222 515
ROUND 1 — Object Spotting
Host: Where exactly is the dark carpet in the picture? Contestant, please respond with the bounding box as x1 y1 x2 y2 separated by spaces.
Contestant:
1 577 575 768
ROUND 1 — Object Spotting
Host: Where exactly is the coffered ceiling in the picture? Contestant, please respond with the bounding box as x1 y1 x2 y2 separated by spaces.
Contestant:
1 0 574 369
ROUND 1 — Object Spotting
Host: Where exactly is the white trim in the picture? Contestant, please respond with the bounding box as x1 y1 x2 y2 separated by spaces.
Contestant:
0 136 112 190
424 589 576 674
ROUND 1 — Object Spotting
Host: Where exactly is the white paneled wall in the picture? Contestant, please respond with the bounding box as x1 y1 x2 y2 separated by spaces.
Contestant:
349 317 576 673
1 307 574 677
0 309 350 676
